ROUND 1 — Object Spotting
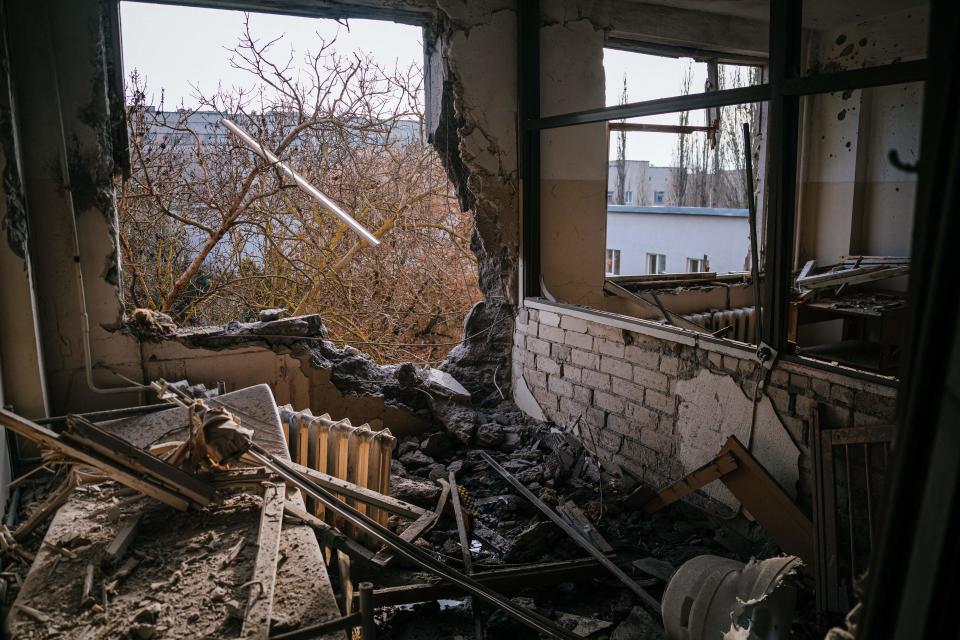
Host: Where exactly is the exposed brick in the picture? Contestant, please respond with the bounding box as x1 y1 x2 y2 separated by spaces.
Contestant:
585 407 606 428
513 332 525 350
770 369 790 387
625 401 659 427
526 336 550 356
553 343 572 363
644 389 675 415
853 411 887 426
539 324 565 343
634 366 670 393
811 378 830 399
853 389 896 419
640 428 675 456
548 375 574 398
536 355 560 375
600 356 633 380
707 351 723 368
524 320 539 337
517 308 529 325
595 390 625 414
659 354 680 375
831 384 854 406
528 309 539 323
582 369 611 391
596 339 626 358
539 310 561 327
559 397 587 418
821 402 853 428
789 373 811 391
571 348 599 369
587 322 624 342
564 330 594 350
532 385 558 412
624 344 660 369
562 365 582 383
611 376 644 402
766 386 791 415
795 394 817 419
560 315 588 333
722 355 742 373
573 384 592 405
523 367 547 390
607 413 638 438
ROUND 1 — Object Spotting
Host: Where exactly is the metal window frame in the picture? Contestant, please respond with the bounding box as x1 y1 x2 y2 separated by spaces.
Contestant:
518 0 928 367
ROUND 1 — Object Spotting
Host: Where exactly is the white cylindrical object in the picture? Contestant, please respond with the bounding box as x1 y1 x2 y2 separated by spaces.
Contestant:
220 118 380 246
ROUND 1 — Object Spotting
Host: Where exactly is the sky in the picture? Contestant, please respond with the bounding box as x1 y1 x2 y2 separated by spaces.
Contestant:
121 2 710 167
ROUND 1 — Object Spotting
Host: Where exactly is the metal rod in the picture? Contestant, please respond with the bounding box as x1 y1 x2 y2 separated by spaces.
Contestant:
220 118 380 247
845 443 856 586
479 451 662 613
743 122 763 343
248 447 578 640
864 443 874 549
269 612 361 640
359 582 375 640
450 471 485 640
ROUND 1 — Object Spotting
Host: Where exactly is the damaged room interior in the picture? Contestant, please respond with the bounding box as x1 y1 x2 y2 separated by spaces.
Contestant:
0 0 957 638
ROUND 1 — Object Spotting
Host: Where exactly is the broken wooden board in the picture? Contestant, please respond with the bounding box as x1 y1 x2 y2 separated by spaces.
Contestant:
556 501 613 554
719 436 814 563
241 482 286 640
0 409 192 511
624 452 739 513
371 479 451 568
283 502 377 565
796 265 909 289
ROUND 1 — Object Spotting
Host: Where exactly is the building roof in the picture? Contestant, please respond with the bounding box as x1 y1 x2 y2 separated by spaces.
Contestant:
608 204 749 218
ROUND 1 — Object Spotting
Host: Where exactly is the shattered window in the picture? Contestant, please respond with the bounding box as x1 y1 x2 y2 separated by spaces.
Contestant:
117 3 481 364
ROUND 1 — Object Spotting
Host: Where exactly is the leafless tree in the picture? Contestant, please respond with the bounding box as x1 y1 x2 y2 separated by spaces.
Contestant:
118 17 481 364
615 74 628 205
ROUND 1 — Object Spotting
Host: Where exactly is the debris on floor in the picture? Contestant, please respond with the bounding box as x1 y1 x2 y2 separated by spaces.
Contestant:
1 372 819 640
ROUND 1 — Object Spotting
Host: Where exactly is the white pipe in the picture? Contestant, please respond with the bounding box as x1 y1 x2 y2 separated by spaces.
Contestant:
43 0 142 396
219 118 381 247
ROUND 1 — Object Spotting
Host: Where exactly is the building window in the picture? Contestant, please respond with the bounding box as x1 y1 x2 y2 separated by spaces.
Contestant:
654 190 665 204
625 190 634 203
646 253 666 274
687 256 709 272
605 249 621 275
606 191 614 203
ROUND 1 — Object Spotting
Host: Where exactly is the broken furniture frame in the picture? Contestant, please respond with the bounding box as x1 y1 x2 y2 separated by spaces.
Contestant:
813 409 894 616
248 445 582 640
623 435 814 564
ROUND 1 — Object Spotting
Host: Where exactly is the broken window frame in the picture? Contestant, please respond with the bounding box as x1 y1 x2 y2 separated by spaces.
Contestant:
518 0 927 383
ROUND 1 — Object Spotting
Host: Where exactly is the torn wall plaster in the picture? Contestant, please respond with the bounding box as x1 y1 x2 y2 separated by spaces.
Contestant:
674 369 799 511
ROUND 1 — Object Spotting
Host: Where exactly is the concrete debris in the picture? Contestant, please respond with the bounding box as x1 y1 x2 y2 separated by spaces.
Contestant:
611 606 666 640
258 308 286 322
632 557 677 583
556 611 614 637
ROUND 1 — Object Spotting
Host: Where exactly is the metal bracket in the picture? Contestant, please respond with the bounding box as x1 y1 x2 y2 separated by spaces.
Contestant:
755 341 779 370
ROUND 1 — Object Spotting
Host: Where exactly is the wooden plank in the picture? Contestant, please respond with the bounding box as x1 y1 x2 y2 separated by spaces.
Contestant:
371 479 451 568
104 513 143 565
829 425 895 445
718 436 815 563
0 409 190 511
557 501 613 554
449 471 484 640
353 559 607 608
81 563 96 608
241 482 285 640
64 416 214 505
13 471 78 541
479 451 661 613
626 452 739 513
243 454 425 520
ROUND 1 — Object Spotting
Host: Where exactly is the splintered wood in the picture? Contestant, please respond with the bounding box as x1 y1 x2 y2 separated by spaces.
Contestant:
241 483 286 640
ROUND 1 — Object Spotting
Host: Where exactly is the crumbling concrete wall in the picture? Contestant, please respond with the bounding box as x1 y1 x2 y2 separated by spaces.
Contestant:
512 301 897 513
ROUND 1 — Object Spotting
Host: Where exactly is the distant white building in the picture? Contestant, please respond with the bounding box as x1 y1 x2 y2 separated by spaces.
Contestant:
607 160 675 206
605 205 750 276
